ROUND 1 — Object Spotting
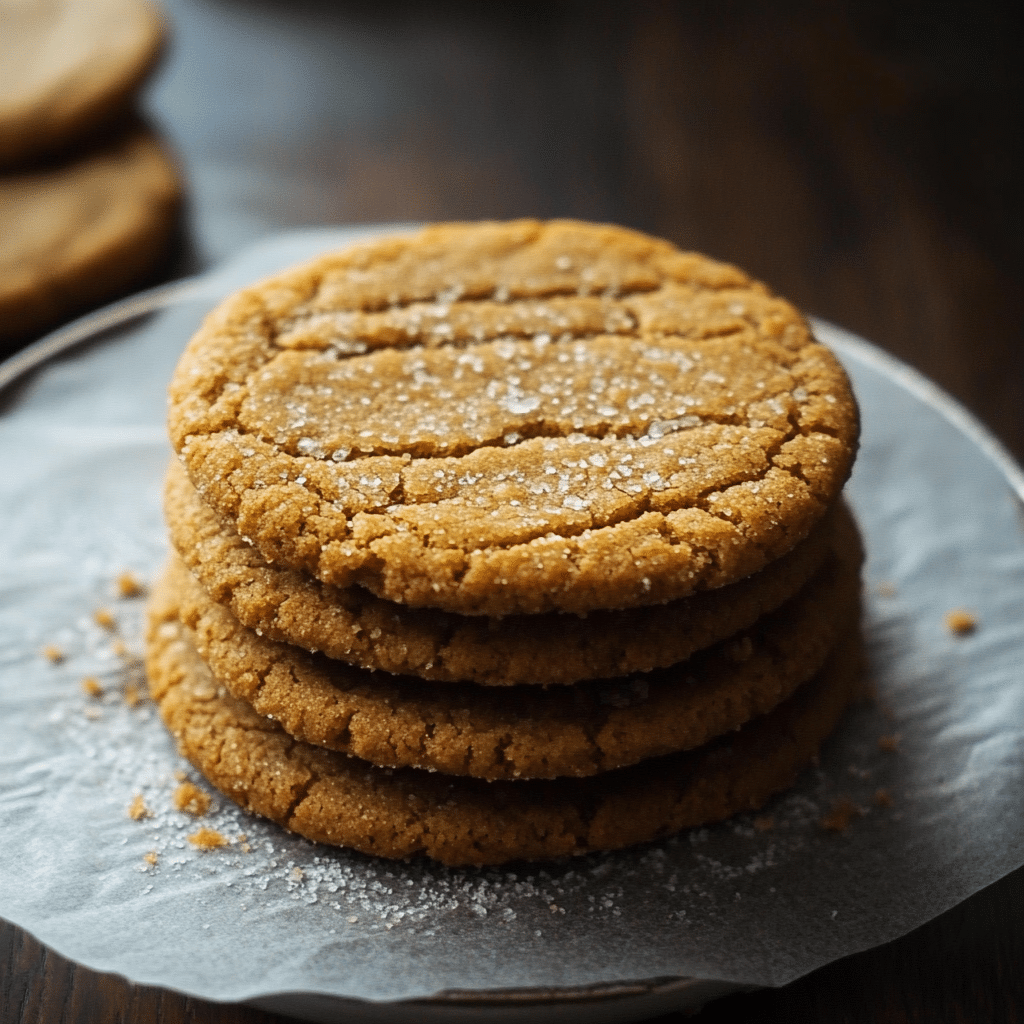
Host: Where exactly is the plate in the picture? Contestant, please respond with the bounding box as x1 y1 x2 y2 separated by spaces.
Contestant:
2 228 1024 1023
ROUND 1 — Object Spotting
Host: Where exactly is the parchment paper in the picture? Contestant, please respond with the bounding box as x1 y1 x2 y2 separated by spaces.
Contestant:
2 228 1023 1013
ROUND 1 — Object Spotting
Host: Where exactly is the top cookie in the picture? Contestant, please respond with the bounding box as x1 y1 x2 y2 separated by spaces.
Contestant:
169 221 858 616
0 0 165 168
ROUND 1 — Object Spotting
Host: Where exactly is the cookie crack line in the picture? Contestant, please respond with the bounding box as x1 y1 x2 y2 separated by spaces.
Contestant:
239 405 771 464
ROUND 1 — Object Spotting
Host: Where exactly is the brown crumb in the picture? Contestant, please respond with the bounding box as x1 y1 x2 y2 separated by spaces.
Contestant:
820 797 861 832
876 581 897 597
753 815 774 832
173 782 212 816
173 770 187 782
240 842 251 853
93 608 116 630
81 676 103 698
874 788 894 808
112 639 129 658
878 733 900 753
42 645 64 664
128 795 151 820
123 682 142 707
187 827 228 849
117 571 145 598
144 851 159 866
945 609 977 636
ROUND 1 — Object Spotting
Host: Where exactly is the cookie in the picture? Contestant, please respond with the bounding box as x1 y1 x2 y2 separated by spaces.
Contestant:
0 0 165 168
167 220 859 616
162 520 861 779
0 125 181 344
146 585 864 865
164 458 845 685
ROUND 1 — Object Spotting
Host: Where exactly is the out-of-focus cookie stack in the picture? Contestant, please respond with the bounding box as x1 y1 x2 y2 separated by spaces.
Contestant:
0 0 181 353
146 220 864 866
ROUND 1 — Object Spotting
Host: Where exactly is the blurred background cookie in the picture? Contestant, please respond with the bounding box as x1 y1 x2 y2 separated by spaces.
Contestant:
0 125 182 346
0 0 165 169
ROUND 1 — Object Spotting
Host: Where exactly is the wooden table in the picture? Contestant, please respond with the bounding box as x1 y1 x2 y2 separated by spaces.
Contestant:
3 1 1022 1020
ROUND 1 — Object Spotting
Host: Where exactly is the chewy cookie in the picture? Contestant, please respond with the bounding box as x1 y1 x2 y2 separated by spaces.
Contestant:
0 126 181 344
146 585 865 866
164 458 842 685
168 220 858 616
0 0 165 168
160 514 861 779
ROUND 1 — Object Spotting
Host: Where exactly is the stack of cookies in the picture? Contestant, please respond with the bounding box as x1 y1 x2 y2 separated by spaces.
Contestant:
146 220 863 866
1 0 180 351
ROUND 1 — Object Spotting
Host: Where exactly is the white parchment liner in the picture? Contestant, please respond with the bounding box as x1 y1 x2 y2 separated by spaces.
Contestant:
2 228 1023 1014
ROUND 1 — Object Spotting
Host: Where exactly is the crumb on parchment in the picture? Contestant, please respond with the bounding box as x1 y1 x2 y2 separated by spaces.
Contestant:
124 682 142 707
128 795 151 820
945 609 977 636
144 851 159 866
874 788 894 808
81 676 103 698
878 733 900 753
42 645 64 663
117 571 146 598
820 797 861 832
187 827 228 849
173 782 211 816
94 608 116 630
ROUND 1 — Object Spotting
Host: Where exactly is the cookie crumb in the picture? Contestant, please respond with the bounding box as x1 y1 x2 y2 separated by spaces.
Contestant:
144 851 159 866
173 782 211 816
94 608 116 630
112 639 129 658
945 609 977 636
81 676 103 698
173 770 187 782
820 797 860 832
877 733 900 753
873 787 894 808
128 795 151 820
123 682 142 707
42 645 64 664
753 815 774 832
117 571 145 598
187 827 228 849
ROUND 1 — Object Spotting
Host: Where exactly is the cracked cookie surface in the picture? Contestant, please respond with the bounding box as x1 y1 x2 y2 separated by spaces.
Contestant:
145 579 864 865
168 220 859 616
160 518 861 779
164 458 845 684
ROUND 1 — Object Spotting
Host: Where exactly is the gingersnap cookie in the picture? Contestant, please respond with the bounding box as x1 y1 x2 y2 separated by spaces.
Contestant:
161 524 861 779
0 0 165 168
0 125 181 344
146 585 864 865
168 220 859 616
164 458 846 685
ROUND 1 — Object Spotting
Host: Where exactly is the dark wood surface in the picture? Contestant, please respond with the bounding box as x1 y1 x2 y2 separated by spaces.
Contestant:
2 1 1022 1020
